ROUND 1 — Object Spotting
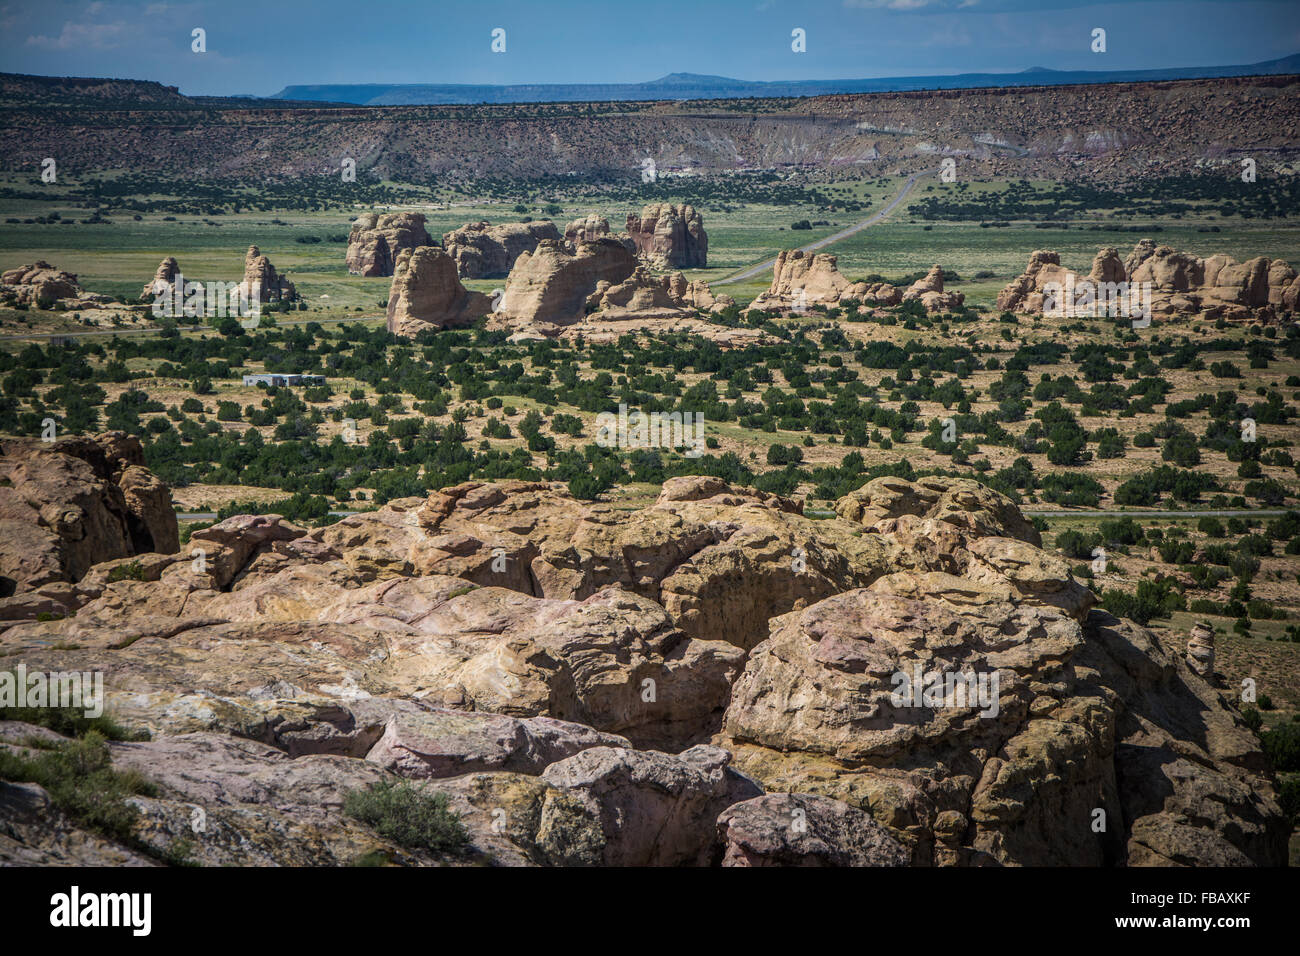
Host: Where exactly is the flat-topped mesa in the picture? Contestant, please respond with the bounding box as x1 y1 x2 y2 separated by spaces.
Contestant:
901 264 965 312
998 240 1299 321
442 220 562 279
494 237 637 331
585 267 734 319
346 212 434 277
626 202 707 269
750 249 901 312
386 246 493 337
142 256 181 301
236 245 296 306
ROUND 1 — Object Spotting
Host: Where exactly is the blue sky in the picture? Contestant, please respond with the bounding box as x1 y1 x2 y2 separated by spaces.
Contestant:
1 0 1297 96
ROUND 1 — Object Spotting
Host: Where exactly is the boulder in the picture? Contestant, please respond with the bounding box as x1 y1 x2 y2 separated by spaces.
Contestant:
442 220 561 279
346 213 434 277
717 793 911 867
495 238 637 328
385 246 493 337
625 203 707 269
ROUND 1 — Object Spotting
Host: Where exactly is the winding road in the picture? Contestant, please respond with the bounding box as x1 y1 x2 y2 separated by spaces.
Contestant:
713 168 934 286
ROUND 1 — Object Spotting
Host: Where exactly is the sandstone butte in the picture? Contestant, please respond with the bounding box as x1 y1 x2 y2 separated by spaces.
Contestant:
346 213 434 278
998 239 1300 321
0 437 1287 867
441 220 562 279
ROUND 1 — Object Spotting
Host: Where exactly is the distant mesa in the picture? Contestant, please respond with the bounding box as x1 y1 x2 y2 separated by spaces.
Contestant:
347 212 434 277
385 246 493 337
626 203 707 270
997 240 1299 321
442 220 562 279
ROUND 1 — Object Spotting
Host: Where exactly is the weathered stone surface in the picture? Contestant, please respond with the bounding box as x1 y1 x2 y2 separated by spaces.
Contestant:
563 214 612 245
235 245 295 305
496 238 637 329
385 246 492 337
585 266 733 318
999 240 1299 321
901 264 964 312
442 220 561 279
750 249 901 312
836 475 1041 545
0 260 85 307
0 432 179 595
717 793 910 867
141 256 181 301
541 744 761 865
625 203 707 269
346 212 433 277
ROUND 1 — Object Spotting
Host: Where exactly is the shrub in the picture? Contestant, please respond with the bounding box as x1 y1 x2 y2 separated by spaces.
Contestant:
343 781 470 855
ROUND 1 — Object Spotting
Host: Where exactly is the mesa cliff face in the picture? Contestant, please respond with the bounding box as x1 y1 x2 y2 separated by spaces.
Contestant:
346 213 434 277
0 463 1285 867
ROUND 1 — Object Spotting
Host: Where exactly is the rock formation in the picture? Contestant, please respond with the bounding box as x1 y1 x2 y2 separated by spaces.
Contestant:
0 261 103 308
442 221 561 279
585 267 734 319
564 215 612 245
626 203 707 269
495 238 637 331
346 213 434 277
0 432 178 610
750 250 901 312
1187 621 1216 679
901 264 965 312
998 241 1300 321
0 473 1285 866
385 246 493 337
235 246 296 306
141 256 181 301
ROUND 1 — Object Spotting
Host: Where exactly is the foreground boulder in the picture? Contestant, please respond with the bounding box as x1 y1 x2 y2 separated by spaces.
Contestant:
0 474 1285 866
442 220 561 279
385 246 493 337
346 213 434 277
717 793 910 867
0 432 178 599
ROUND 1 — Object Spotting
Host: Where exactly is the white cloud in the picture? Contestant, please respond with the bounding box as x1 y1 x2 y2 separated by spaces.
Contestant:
26 20 131 50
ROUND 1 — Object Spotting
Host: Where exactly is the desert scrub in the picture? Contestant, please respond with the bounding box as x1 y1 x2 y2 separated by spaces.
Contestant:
0 689 146 741
0 730 155 841
106 560 147 583
343 781 470 856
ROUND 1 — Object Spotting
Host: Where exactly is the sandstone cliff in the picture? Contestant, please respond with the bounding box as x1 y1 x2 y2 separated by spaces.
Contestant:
442 221 561 279
495 238 637 331
385 246 493 337
346 213 434 277
626 203 707 269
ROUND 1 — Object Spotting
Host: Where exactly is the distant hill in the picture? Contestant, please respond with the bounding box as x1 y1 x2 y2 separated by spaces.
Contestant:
273 55 1300 105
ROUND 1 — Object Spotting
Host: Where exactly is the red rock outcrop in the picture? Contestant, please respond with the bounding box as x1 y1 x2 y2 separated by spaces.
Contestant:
442 221 561 279
346 213 434 277
385 246 493 337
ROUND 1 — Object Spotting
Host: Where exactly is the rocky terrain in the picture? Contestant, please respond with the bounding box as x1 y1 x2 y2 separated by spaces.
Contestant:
998 240 1300 321
0 261 112 310
625 203 708 269
0 438 1286 867
441 221 562 279
3 75 1296 182
236 245 296 307
385 246 493 337
751 249 903 312
346 213 435 277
